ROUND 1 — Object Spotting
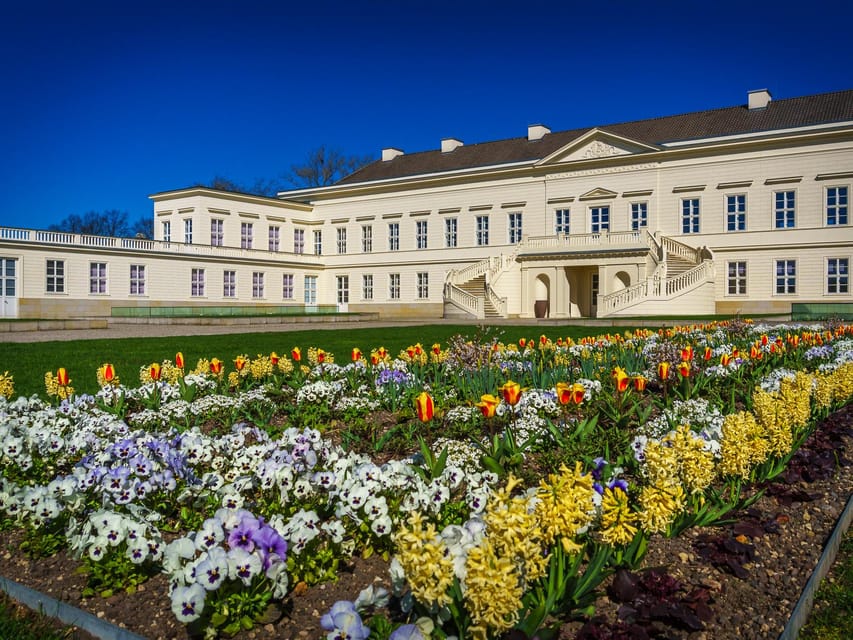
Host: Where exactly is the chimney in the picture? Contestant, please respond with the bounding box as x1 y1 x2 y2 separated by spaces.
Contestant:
441 138 464 153
528 124 551 141
382 147 404 162
748 89 772 110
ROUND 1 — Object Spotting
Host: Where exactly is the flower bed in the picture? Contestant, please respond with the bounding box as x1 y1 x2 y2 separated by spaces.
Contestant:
1 320 852 639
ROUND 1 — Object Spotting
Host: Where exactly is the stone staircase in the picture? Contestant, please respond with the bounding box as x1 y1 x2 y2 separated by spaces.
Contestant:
665 253 696 278
455 275 501 318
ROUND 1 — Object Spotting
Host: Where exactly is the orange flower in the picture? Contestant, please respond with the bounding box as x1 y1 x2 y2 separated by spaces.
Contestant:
501 380 522 405
414 391 434 422
476 394 500 418
316 349 326 363
555 382 572 405
612 367 629 392
761 334 769 346
518 338 526 349
678 361 690 378
414 344 423 356
750 345 762 360
351 347 362 362
210 358 223 375
234 356 247 371
539 334 548 346
377 347 388 359
406 346 416 358
633 375 647 391
657 361 670 381
291 347 301 362
149 363 161 381
571 382 586 404
432 343 441 355
703 346 713 361
720 353 732 366
370 353 379 365
680 346 693 362
57 367 70 387
100 363 115 383
270 351 279 365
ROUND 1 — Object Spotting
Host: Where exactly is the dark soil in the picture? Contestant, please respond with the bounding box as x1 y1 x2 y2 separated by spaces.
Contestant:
1 405 851 640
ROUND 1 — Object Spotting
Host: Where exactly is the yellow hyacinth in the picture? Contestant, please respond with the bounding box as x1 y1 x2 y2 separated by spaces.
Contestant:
463 538 523 637
535 462 596 554
599 486 639 546
637 484 686 534
0 371 14 400
393 512 454 609
719 411 769 478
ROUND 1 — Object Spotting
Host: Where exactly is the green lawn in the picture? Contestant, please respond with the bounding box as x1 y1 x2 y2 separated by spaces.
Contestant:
0 324 638 398
799 529 853 640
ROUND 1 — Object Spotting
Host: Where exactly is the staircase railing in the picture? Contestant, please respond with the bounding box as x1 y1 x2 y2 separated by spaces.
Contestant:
444 283 482 318
665 260 715 296
447 258 491 286
485 285 507 317
598 263 665 315
661 235 702 264
523 230 646 251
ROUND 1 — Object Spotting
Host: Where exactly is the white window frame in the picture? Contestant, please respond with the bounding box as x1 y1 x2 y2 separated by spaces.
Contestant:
774 191 796 229
223 270 237 298
46 259 65 293
388 223 400 251
240 222 254 249
294 229 305 254
774 259 796 295
268 226 280 252
555 209 570 235
162 221 171 243
210 219 224 246
282 273 294 299
184 219 193 244
508 212 522 244
681 198 700 234
726 194 746 232
313 229 322 255
630 202 648 231
389 273 400 300
362 274 373 300
826 186 849 226
130 264 145 296
445 217 457 248
827 257 850 294
336 275 349 303
252 271 265 299
417 272 429 299
191 268 206 297
590 206 610 234
89 262 107 294
726 261 747 296
336 227 347 254
416 220 428 249
475 215 489 246
362 225 373 252
304 275 317 305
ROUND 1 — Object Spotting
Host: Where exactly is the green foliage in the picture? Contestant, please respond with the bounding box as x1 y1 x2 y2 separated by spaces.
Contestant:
79 549 156 597
800 531 853 640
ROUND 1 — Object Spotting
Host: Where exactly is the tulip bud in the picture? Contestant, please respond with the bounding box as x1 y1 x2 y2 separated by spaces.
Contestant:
500 380 522 406
149 363 161 381
612 367 629 392
633 375 647 392
291 347 301 362
270 352 279 365
476 394 499 418
101 363 115 383
414 391 434 422
234 356 247 371
351 347 362 362
57 367 70 386
175 352 185 369
678 361 690 378
210 358 223 375
657 361 670 380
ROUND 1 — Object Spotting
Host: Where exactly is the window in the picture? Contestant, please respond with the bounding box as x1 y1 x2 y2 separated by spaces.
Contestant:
252 272 264 299
631 202 648 231
417 272 429 299
89 262 107 294
774 191 796 228
508 212 523 244
555 209 570 235
240 222 253 249
591 206 610 234
476 215 489 246
389 273 400 300
336 276 349 304
162 221 171 243
130 264 145 295
46 260 65 293
336 227 347 254
191 268 205 297
294 229 305 254
210 220 224 246
727 261 747 295
304 275 317 305
591 273 599 308
268 226 280 252
388 223 400 251
726 195 746 232
416 220 428 249
362 274 373 300
184 219 193 244
445 217 458 247
313 230 322 255
827 186 849 226
775 259 796 294
223 270 236 298
827 258 849 294
362 225 373 252
282 273 294 299
681 199 700 234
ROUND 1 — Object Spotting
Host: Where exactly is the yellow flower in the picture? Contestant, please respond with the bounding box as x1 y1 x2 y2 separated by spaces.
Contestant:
637 484 685 534
463 538 522 636
0 371 14 400
719 411 769 478
599 486 639 546
535 462 596 553
393 512 454 609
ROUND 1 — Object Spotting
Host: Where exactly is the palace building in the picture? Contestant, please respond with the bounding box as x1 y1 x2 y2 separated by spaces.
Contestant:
2 88 852 321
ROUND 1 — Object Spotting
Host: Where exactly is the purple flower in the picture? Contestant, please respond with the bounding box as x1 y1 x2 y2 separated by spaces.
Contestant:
320 601 369 640
390 624 425 640
253 525 288 570
228 514 261 552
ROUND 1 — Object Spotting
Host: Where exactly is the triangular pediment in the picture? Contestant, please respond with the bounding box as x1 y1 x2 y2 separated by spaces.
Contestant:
536 128 660 166
578 187 619 201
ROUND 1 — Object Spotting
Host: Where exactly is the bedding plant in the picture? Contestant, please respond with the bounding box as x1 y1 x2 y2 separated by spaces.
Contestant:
0 320 852 639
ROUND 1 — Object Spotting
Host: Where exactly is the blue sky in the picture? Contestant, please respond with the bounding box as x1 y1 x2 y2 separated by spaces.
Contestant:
2 0 851 231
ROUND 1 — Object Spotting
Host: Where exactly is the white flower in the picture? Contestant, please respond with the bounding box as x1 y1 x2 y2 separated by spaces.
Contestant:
227 547 262 586
171 583 206 622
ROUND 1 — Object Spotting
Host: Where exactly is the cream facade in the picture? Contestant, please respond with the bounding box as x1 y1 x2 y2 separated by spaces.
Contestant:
1 89 852 320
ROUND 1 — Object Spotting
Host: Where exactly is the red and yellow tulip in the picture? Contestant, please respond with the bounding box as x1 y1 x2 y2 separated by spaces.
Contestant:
291 347 301 362
149 363 161 381
175 352 185 369
210 358 223 375
351 347 362 362
270 351 279 365
680 346 693 362
633 375 647 392
234 356 247 371
476 394 500 418
657 361 670 381
612 366 630 392
678 361 690 378
500 380 522 406
57 367 70 387
100 363 116 383
414 391 435 422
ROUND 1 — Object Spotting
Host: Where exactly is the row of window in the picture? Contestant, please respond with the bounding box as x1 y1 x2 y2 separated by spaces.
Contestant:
725 258 849 296
44 260 433 302
162 187 848 252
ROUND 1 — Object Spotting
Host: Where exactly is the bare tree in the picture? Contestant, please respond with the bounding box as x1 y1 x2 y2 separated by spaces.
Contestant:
286 146 375 187
49 210 130 236
206 176 280 197
130 215 154 239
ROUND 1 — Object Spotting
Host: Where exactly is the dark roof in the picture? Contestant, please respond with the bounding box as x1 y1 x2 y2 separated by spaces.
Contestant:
336 90 853 186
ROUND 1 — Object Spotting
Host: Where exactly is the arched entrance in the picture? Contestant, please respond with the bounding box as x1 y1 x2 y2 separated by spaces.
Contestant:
534 274 550 318
612 271 631 291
